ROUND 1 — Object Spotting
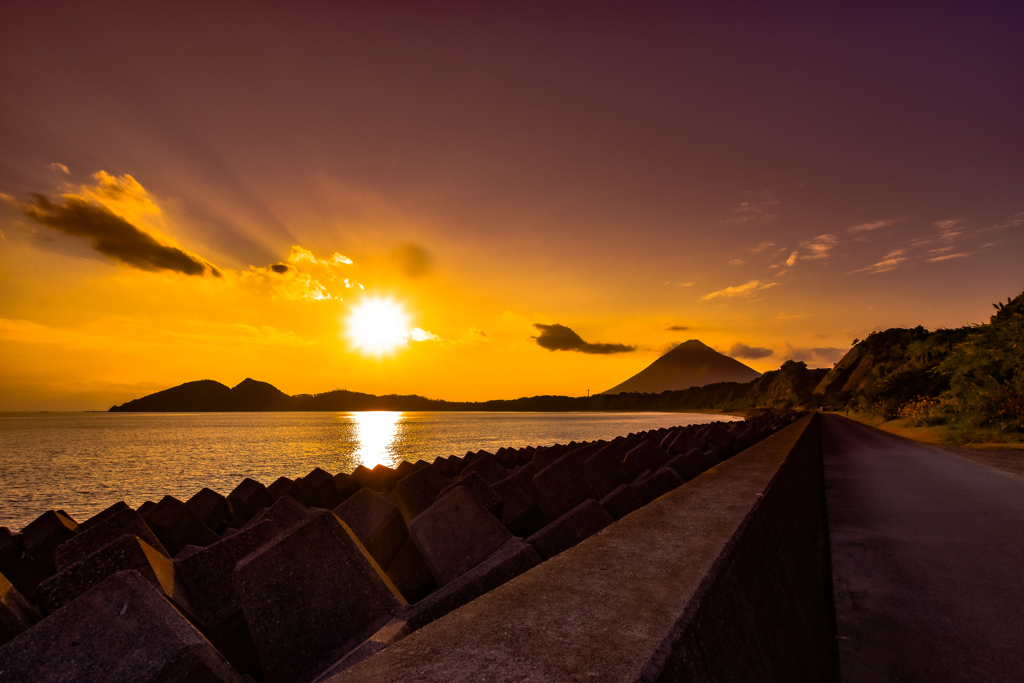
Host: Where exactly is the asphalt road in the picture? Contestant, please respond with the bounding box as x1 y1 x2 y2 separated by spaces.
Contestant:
822 414 1024 682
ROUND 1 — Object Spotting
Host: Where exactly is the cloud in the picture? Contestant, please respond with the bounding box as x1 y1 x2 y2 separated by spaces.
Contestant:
51 163 69 175
532 323 635 354
701 280 778 300
785 251 798 267
801 234 837 259
390 243 433 278
16 193 219 276
926 252 972 262
240 246 360 301
750 241 774 253
849 218 898 233
729 259 745 265
408 327 439 342
848 249 907 274
666 325 690 331
663 280 695 288
288 246 353 267
783 345 846 365
729 343 773 360
7 172 220 277
730 190 780 223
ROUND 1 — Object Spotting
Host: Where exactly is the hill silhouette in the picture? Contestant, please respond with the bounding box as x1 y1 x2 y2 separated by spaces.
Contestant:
105 287 1024 442
110 378 292 412
602 340 761 394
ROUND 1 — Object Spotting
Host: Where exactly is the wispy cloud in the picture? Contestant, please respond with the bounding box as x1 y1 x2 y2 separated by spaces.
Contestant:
532 323 635 354
849 218 898 234
768 234 837 272
729 343 773 360
663 280 695 288
51 163 69 175
926 252 972 262
666 325 691 331
734 190 780 221
909 220 962 248
729 258 745 266
701 280 778 300
801 234 837 259
750 241 774 253
719 190 780 226
849 249 907 274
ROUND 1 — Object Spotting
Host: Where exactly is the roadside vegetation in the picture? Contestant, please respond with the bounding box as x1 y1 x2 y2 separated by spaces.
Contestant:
815 289 1024 444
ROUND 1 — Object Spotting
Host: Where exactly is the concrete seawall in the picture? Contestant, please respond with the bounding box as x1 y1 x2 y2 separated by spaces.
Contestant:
329 413 837 682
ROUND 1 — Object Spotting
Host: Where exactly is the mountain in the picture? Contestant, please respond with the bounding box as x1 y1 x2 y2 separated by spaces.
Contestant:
601 340 762 395
109 378 292 412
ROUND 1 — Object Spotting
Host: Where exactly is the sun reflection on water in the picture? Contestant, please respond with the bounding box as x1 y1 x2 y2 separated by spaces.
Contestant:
352 411 403 469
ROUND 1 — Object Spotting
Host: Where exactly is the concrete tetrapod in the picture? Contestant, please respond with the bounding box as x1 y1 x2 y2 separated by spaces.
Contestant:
0 569 244 683
334 488 408 569
35 534 174 616
320 415 833 683
54 505 169 569
409 486 513 586
233 510 406 683
173 519 284 679
0 572 39 647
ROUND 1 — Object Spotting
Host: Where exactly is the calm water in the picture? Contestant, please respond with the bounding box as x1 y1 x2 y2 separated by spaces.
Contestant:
0 411 738 531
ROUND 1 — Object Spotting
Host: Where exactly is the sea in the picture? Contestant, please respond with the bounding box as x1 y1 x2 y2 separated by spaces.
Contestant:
0 410 739 531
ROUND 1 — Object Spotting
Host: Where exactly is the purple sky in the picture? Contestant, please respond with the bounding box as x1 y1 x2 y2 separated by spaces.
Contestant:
1 1 1022 408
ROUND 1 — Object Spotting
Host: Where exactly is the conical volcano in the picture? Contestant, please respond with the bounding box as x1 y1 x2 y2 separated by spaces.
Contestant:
601 340 761 394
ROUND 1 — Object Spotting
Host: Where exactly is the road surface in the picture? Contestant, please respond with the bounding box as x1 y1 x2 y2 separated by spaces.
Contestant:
822 414 1024 682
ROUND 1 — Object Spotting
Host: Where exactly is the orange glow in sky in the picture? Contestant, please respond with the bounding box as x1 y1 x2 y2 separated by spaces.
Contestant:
0 4 1021 410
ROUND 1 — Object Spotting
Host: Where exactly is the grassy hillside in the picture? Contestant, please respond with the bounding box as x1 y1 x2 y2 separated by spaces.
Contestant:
815 289 1023 443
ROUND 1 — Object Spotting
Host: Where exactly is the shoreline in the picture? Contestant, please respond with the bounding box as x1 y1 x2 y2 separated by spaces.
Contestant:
2 408 748 416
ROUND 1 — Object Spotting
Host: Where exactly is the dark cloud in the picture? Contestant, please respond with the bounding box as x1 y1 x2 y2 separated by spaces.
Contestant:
784 346 846 365
666 325 690 331
20 194 218 276
532 323 635 354
729 343 773 359
270 263 290 273
391 243 432 278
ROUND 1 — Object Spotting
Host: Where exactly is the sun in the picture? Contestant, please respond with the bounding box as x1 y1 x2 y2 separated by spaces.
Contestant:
346 296 410 356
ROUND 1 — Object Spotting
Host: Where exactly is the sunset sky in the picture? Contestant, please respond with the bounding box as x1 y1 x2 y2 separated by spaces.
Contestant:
1 2 1022 410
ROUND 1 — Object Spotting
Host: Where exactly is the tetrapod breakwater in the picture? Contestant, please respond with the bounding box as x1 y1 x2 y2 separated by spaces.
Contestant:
0 411 834 682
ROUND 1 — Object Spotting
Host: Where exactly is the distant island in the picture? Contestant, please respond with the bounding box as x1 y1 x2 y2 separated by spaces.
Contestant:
111 289 1023 444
